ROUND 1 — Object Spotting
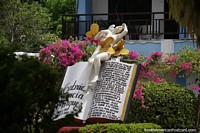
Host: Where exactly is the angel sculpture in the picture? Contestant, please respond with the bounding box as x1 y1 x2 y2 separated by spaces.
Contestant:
86 23 129 85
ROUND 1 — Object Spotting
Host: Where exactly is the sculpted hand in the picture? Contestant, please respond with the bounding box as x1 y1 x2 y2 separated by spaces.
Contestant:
122 23 126 29
88 57 94 65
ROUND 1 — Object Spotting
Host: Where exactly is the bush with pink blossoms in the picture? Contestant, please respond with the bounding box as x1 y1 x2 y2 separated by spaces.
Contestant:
147 51 163 64
124 46 200 107
175 46 200 74
181 62 193 70
39 39 81 68
126 46 199 83
39 38 96 73
175 46 200 94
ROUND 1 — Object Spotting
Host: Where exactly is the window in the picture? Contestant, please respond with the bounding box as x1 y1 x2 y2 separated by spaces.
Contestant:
108 0 152 25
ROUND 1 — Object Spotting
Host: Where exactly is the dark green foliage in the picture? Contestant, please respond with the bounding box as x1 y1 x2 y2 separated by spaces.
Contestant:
79 123 163 133
0 44 69 133
46 0 76 20
20 0 48 5
127 82 196 129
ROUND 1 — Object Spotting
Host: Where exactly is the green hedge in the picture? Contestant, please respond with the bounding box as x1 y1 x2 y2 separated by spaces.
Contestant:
127 81 196 129
79 123 163 133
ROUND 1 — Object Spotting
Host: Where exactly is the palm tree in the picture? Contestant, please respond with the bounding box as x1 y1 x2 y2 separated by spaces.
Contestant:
168 0 200 48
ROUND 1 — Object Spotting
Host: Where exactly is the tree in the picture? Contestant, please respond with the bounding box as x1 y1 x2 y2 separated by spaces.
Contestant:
168 0 200 48
0 1 53 52
20 0 47 4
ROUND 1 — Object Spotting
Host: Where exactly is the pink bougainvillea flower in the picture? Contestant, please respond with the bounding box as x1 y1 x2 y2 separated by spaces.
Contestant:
165 54 178 63
90 38 101 44
141 62 147 68
75 51 83 59
152 51 162 57
140 96 148 108
133 87 147 108
144 70 155 77
192 85 200 91
70 45 79 53
153 77 165 83
62 40 70 45
69 54 74 60
83 37 100 44
128 51 140 59
133 89 143 99
181 62 192 70
148 51 163 62
136 83 143 90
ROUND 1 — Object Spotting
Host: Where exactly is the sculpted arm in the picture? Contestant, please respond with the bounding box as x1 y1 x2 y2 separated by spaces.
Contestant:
121 23 128 37
110 23 128 47
94 30 110 40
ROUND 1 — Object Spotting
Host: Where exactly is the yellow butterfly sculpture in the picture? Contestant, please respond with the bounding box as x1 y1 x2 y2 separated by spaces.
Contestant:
86 23 99 38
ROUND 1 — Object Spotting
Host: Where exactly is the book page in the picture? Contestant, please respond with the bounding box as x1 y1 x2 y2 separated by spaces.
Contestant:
87 61 137 121
53 62 93 121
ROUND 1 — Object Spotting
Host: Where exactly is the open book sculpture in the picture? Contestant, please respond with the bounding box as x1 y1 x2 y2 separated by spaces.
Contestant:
53 23 140 124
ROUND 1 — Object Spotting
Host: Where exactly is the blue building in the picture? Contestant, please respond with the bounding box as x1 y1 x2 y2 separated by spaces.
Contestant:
61 0 197 55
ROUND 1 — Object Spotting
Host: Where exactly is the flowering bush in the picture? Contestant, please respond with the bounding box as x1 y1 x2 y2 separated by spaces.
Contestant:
124 46 200 107
39 37 96 73
39 39 82 71
175 46 200 91
176 46 200 74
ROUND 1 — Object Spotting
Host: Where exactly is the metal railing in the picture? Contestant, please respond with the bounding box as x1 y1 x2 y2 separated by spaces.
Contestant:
61 12 190 40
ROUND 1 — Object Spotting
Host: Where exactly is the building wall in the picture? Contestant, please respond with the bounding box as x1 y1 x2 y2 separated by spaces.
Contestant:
77 0 92 37
152 0 164 15
125 40 196 56
92 0 108 20
151 0 164 39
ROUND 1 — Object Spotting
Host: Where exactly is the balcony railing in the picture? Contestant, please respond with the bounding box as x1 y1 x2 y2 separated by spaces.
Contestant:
61 12 190 40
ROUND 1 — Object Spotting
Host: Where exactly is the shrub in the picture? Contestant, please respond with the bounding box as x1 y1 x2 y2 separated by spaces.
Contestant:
125 123 163 133
175 46 200 83
0 45 69 133
127 81 196 129
79 123 163 133
123 47 200 106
